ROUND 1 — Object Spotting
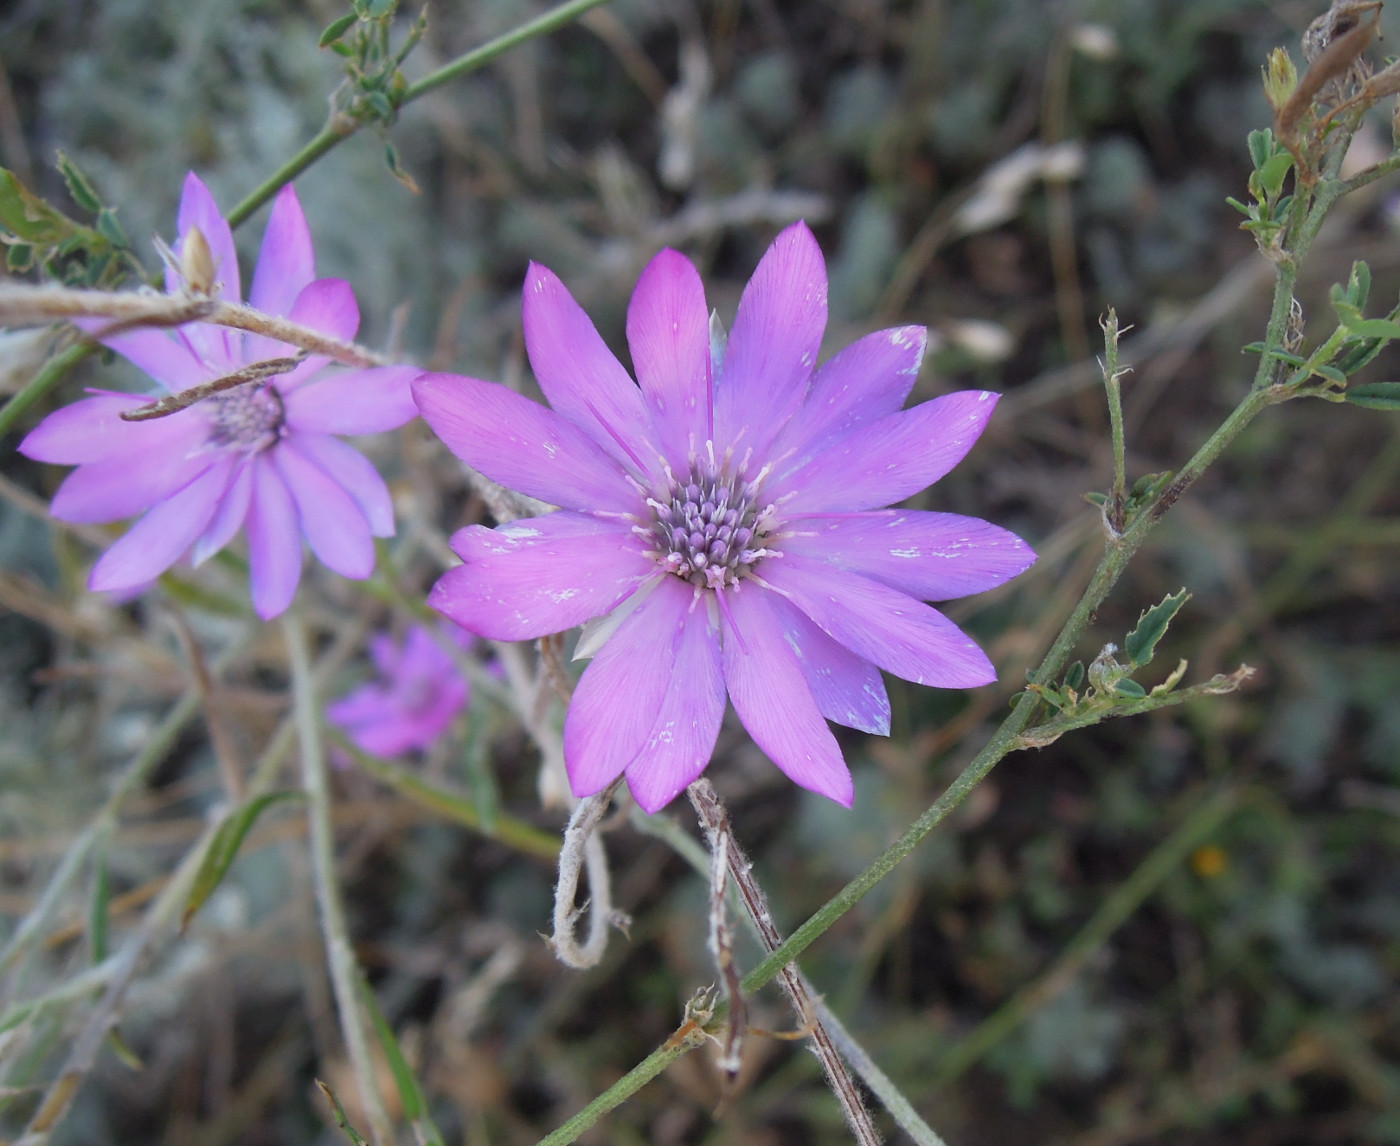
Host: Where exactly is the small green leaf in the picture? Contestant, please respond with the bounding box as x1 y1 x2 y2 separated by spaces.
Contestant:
1114 679 1148 699
1313 363 1347 385
95 207 129 248
0 168 76 243
1334 338 1387 375
1084 491 1107 506
358 976 446 1145
183 791 304 929
1257 150 1293 200
1348 260 1372 310
320 11 359 46
1225 196 1253 217
90 849 110 964
106 1026 145 1070
1345 382 1400 410
1125 588 1190 668
56 151 102 214
1064 661 1085 691
6 241 33 271
316 1080 370 1146
1247 127 1273 170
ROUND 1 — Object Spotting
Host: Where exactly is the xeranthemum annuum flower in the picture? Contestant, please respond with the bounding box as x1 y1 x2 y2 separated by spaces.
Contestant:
19 173 419 618
414 222 1035 812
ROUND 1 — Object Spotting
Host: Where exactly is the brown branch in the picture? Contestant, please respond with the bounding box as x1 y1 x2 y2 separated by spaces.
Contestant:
119 355 306 421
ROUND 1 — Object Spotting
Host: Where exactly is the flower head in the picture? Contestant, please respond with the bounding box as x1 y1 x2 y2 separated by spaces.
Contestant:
413 222 1034 812
326 625 472 757
19 173 420 618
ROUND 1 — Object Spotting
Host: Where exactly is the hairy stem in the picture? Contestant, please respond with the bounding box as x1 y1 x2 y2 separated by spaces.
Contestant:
283 611 395 1146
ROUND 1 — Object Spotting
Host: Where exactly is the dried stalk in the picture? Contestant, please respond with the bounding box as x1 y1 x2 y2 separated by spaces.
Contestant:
549 779 628 968
688 779 882 1146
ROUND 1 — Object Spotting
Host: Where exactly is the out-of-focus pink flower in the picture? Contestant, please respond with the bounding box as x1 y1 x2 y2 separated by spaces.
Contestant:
326 625 472 758
19 173 419 619
413 222 1035 812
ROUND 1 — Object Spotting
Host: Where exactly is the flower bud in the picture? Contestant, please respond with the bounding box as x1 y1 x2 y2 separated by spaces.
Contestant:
180 226 217 296
1262 47 1299 113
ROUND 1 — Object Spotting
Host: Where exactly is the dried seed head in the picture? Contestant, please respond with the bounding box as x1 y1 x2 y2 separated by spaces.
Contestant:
180 226 217 296
1263 47 1299 113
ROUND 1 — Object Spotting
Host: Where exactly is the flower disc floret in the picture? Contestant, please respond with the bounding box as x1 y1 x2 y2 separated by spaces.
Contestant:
413 223 1037 813
646 450 777 589
207 383 285 452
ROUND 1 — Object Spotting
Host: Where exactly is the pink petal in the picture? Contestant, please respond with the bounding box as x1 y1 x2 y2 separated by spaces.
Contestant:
625 249 712 471
721 583 853 806
20 392 148 464
283 432 395 537
249 185 316 318
773 390 999 514
624 586 725 812
714 221 828 454
767 594 890 735
192 458 254 566
781 510 1035 601
413 372 642 514
88 456 233 591
175 173 240 371
274 440 374 579
523 262 663 482
86 327 206 393
759 556 995 688
769 325 927 467
246 456 303 619
49 421 214 523
428 514 656 640
282 365 420 436
177 172 241 302
564 577 690 797
287 277 359 342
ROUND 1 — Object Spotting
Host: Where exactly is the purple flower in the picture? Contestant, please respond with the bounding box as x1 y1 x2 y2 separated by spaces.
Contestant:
413 222 1034 812
19 173 419 619
326 625 472 757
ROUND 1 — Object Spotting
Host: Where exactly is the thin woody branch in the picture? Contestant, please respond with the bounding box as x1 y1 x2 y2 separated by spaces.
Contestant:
0 282 388 369
688 779 882 1146
119 354 306 421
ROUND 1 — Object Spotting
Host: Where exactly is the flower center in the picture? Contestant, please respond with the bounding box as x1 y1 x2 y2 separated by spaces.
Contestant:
207 383 285 453
647 453 779 590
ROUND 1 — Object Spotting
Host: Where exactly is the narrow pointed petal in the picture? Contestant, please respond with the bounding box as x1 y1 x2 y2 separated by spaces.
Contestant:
429 515 655 640
774 390 999 513
564 577 689 798
721 585 853 806
760 557 995 688
82 326 205 392
714 221 828 452
767 594 890 735
177 172 241 302
89 457 233 591
523 262 662 481
249 185 315 317
192 458 254 565
282 365 419 435
624 587 725 812
275 440 375 579
20 392 148 464
770 325 927 466
284 433 395 536
246 456 303 619
49 424 213 523
413 372 641 514
626 249 711 470
782 510 1036 601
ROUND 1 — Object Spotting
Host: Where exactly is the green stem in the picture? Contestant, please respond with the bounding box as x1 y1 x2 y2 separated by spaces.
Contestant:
931 785 1241 1086
401 0 613 102
335 734 561 861
226 122 351 229
0 341 94 440
1101 309 1127 531
225 0 615 229
533 1036 704 1146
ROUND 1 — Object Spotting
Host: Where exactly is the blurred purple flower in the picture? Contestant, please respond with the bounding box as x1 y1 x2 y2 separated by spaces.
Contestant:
326 625 471 758
19 173 419 618
413 222 1035 812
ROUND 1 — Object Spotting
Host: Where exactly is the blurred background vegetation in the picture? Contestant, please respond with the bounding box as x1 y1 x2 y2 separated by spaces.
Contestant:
2 0 1400 1143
